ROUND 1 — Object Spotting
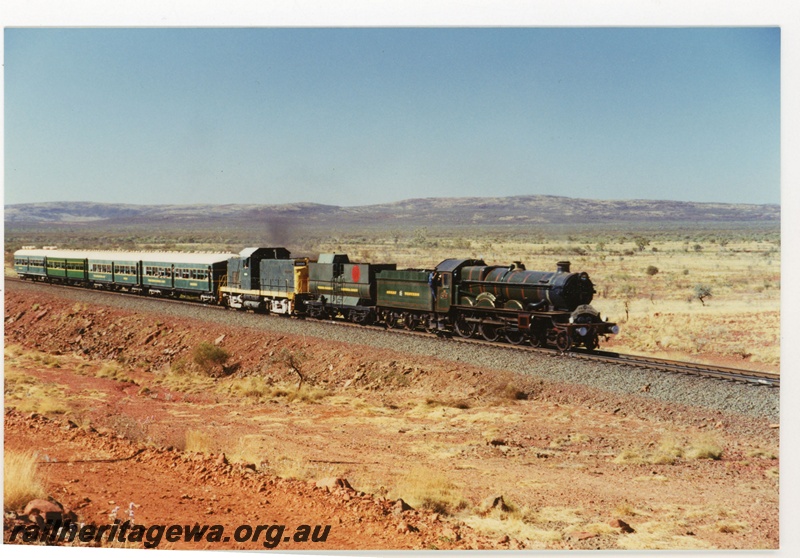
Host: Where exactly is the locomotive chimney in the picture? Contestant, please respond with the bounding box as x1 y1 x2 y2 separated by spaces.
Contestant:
556 261 571 273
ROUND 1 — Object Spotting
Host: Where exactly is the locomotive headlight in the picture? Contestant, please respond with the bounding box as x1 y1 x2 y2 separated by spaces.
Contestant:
576 326 588 337
610 325 620 335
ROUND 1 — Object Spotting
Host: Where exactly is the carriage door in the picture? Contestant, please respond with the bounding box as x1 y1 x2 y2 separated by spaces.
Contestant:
436 272 452 313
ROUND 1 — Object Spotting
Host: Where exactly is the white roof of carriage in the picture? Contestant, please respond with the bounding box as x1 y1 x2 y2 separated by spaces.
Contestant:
14 248 237 265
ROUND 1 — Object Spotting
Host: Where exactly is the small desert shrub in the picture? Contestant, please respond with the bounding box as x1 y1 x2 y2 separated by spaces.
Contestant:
487 382 528 402
645 265 659 276
716 520 747 533
693 284 713 305
4 450 47 511
192 342 229 375
424 397 471 410
106 414 154 444
170 358 190 376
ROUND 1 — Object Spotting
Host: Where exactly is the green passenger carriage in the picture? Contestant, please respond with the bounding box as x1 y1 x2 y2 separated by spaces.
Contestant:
13 248 235 302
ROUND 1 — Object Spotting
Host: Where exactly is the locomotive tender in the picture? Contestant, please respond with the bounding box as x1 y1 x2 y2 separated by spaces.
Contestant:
13 246 618 351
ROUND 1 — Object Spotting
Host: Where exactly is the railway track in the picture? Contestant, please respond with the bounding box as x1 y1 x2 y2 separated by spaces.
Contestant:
7 276 780 388
571 350 780 388
359 322 780 388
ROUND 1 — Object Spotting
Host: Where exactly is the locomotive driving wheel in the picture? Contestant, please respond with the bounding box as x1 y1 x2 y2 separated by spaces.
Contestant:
529 330 546 348
454 315 476 338
504 329 525 345
556 331 572 352
479 322 500 342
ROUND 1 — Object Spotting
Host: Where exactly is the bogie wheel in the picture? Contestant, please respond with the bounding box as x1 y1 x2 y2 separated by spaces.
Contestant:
424 316 437 334
556 331 572 352
385 313 398 329
405 314 419 331
454 315 476 338
479 323 500 342
504 329 525 345
584 333 598 352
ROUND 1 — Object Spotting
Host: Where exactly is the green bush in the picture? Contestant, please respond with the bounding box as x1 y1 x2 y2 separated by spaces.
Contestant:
192 342 229 375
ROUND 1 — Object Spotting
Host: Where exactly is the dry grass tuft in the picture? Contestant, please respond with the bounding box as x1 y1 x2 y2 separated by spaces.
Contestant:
4 369 71 415
96 362 136 383
650 435 685 464
268 456 313 480
4 450 47 512
534 506 584 524
185 429 215 454
461 515 562 548
616 520 715 550
614 433 722 464
392 467 468 515
765 467 779 479
155 361 215 394
614 502 646 517
226 435 268 467
219 376 272 399
746 448 778 460
685 433 723 460
269 382 328 403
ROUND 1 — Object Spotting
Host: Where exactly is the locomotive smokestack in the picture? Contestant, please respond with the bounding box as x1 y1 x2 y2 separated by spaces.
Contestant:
556 261 571 273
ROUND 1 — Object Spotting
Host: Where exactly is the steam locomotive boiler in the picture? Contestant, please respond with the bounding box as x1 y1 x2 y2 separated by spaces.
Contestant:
452 260 618 350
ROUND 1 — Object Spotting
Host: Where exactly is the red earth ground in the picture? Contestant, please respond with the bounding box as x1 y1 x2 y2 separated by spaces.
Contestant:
4 285 779 550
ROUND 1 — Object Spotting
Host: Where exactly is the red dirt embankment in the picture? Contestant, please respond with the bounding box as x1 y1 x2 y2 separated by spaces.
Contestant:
4 286 779 550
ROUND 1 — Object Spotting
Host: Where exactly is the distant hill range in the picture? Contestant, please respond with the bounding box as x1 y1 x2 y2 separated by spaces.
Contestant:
4 196 780 227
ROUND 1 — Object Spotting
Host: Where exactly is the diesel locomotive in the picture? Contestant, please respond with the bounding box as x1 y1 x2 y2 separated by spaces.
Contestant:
13 245 618 351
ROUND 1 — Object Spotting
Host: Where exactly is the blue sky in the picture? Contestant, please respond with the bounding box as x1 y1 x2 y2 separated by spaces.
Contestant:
4 27 781 206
